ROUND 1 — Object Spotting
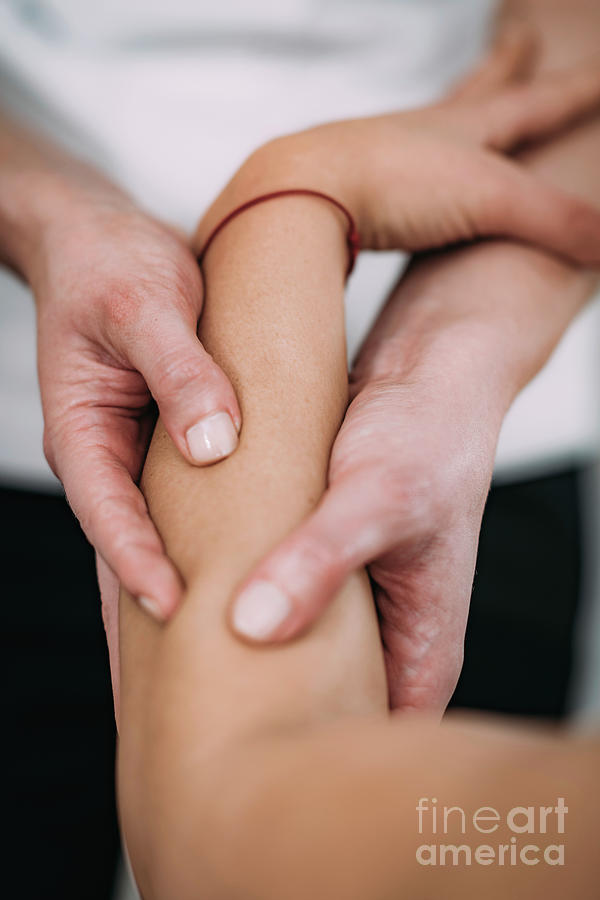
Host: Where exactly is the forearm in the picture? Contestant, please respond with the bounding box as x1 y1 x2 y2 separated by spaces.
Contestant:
192 716 599 900
501 2 600 384
359 0 600 398
117 195 388 896
0 105 134 280
117 178 599 900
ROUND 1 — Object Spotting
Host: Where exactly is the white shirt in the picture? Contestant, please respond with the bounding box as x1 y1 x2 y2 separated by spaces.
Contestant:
1 0 599 489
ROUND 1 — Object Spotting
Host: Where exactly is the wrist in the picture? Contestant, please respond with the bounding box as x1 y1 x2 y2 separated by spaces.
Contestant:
399 320 515 434
358 240 596 412
355 311 518 436
195 132 359 256
0 161 135 285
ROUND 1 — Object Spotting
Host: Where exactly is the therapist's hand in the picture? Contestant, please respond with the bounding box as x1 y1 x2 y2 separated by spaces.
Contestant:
228 308 499 711
31 195 241 621
204 41 600 273
227 236 597 712
225 30 600 712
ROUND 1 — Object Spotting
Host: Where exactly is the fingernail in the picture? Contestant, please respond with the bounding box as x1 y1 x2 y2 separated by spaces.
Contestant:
186 411 238 464
138 595 165 622
232 580 292 640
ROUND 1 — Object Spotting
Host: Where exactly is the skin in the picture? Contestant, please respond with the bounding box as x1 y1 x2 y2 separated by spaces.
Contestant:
0 115 240 617
116 11 600 893
3 6 600 646
228 0 600 711
118 192 600 900
97 13 600 709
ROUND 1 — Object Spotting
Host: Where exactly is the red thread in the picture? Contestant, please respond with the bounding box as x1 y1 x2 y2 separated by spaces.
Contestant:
197 189 360 278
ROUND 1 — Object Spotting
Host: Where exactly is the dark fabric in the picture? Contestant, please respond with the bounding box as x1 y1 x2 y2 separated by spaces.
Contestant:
450 467 583 719
2 485 119 900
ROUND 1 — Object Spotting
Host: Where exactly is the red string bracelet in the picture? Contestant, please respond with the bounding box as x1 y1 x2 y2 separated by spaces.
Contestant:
197 188 360 278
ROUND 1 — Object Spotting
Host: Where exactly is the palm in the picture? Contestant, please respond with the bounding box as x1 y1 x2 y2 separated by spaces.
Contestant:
327 378 490 712
370 538 476 712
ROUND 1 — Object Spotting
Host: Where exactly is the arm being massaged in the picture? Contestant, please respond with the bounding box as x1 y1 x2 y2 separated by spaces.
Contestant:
97 15 600 702
208 0 600 715
118 191 599 900
117 51 600 898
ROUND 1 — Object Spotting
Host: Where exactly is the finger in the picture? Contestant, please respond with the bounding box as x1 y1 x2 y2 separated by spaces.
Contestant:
127 311 242 467
462 151 600 266
96 552 121 726
227 472 415 643
481 62 600 149
448 23 538 102
380 615 464 716
55 439 183 622
372 555 472 714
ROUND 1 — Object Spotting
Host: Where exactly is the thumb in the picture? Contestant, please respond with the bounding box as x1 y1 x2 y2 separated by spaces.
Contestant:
457 150 600 267
229 473 392 642
130 312 242 466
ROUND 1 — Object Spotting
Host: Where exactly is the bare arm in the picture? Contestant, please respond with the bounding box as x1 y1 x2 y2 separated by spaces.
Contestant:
0 106 117 278
117 190 599 900
393 0 600 391
0 105 244 632
227 0 600 713
117 12 600 894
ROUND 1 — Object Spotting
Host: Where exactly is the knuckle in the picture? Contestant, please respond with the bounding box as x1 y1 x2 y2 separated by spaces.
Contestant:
94 496 162 573
84 489 156 550
153 347 213 401
100 264 199 340
296 532 340 578
100 281 145 331
42 417 84 480
379 471 438 537
94 490 146 529
112 535 162 571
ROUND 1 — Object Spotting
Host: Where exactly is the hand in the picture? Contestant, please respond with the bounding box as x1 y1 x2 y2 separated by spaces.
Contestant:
32 192 241 623
224 32 600 712
225 229 598 712
225 308 499 710
198 37 600 268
